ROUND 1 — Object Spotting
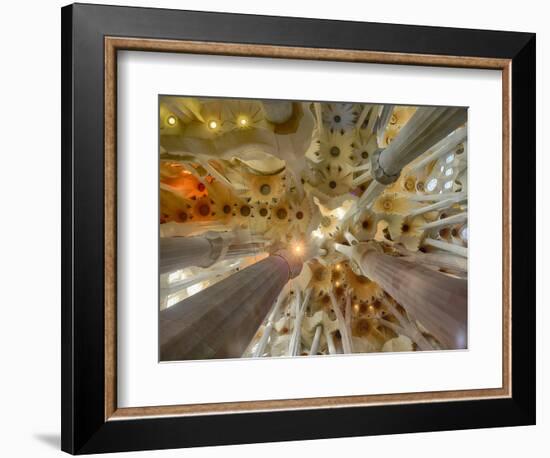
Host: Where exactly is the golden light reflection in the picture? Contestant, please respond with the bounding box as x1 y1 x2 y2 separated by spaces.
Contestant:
292 241 304 256
237 115 249 127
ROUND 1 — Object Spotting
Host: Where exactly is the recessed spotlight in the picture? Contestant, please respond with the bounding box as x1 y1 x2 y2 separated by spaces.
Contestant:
237 115 249 127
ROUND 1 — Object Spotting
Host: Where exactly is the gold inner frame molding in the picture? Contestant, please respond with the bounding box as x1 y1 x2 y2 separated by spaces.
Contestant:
104 36 512 421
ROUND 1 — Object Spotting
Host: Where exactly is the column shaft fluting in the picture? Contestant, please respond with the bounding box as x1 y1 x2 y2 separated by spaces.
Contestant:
378 107 467 178
360 250 467 349
160 236 265 274
159 237 215 274
160 255 297 361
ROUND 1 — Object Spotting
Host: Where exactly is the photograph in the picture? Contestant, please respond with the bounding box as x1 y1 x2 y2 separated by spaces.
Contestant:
158 96 468 361
0 0 542 456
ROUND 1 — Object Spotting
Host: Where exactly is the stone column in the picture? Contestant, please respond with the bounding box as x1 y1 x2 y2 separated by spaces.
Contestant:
160 253 303 361
336 242 467 350
160 237 216 274
372 106 467 185
160 235 265 274
360 249 467 349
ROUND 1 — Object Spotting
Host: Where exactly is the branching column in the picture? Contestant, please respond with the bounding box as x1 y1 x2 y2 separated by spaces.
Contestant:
160 235 265 274
160 253 302 361
372 106 467 184
359 249 467 349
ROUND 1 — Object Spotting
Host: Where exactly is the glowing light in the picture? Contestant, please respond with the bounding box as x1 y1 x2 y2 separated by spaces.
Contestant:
426 178 438 192
445 167 454 177
292 242 304 256
187 283 204 296
166 295 180 308
237 115 249 127
334 207 346 220
446 153 455 164
335 264 342 271
444 180 454 190
168 272 179 284
166 115 177 126
353 304 360 314
208 119 219 130
167 270 191 284
334 281 340 288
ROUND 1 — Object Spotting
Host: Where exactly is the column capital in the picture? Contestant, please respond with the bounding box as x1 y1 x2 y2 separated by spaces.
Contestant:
371 148 400 185
273 250 303 279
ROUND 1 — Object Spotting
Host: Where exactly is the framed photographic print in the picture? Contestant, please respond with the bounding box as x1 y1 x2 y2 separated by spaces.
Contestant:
61 3 536 454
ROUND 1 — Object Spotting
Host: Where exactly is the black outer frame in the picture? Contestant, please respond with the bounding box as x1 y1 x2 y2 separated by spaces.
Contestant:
61 3 536 454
